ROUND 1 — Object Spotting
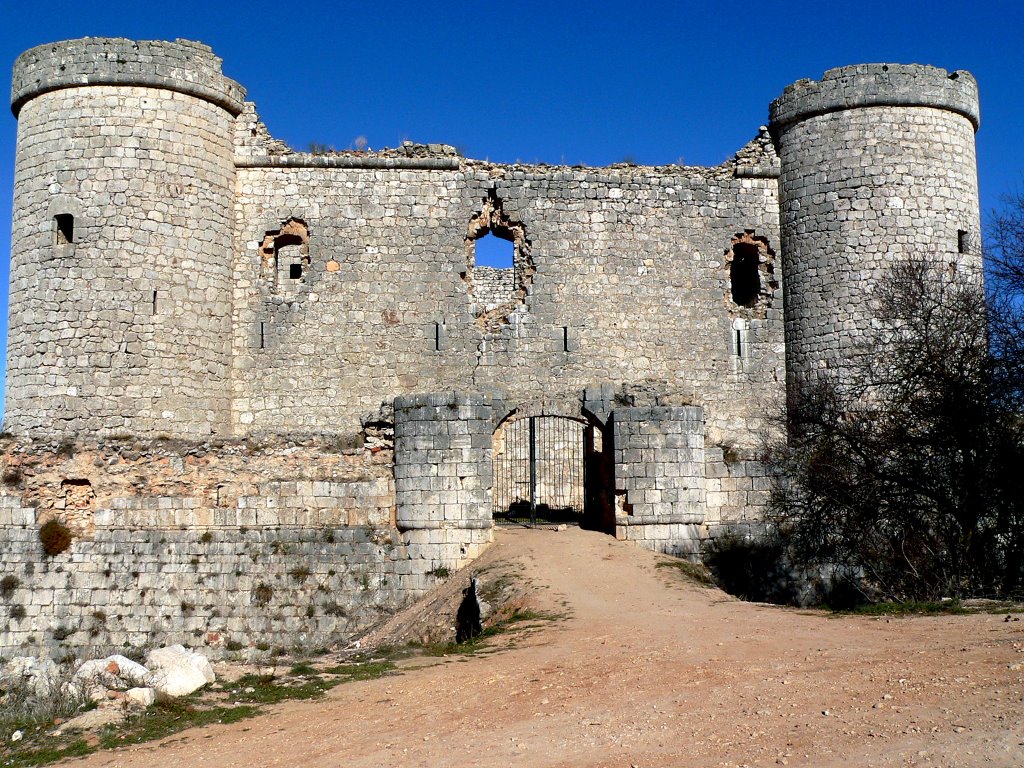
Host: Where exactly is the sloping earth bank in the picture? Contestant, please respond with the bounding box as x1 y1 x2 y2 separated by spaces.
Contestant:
66 527 1024 767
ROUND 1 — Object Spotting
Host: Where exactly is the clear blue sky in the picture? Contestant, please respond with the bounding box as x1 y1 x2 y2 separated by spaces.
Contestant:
0 0 1022 413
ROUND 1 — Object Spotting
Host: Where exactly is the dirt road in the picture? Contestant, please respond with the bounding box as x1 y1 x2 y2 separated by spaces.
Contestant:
71 527 1024 767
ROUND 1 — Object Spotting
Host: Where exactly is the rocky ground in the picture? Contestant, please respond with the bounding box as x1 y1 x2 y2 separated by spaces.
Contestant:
28 527 1024 767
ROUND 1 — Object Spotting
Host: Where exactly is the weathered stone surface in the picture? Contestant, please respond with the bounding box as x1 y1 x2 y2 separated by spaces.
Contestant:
73 655 148 691
145 646 215 698
124 687 157 708
2 655 58 697
0 40 983 657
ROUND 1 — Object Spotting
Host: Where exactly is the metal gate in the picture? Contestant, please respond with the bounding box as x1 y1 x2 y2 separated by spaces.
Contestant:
493 416 586 526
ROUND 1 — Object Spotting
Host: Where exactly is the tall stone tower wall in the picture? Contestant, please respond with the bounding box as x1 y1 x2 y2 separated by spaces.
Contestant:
5 38 245 437
769 64 982 391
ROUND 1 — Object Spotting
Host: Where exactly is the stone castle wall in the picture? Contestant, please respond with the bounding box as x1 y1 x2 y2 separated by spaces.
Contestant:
0 40 984 655
0 436 486 657
0 501 410 657
229 157 784 453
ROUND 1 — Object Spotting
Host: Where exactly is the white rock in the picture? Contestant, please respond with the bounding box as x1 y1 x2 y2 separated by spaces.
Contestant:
3 656 59 697
145 645 216 698
74 655 149 690
124 687 156 708
11 730 23 742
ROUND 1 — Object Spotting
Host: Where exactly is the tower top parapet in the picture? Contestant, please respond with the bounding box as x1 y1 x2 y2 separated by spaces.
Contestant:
11 37 246 117
769 63 980 133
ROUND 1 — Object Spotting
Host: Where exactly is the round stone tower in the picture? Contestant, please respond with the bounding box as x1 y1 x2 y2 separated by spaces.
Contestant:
6 38 245 437
769 64 981 395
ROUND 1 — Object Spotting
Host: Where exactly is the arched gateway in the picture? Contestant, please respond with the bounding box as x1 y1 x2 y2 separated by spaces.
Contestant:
492 408 614 532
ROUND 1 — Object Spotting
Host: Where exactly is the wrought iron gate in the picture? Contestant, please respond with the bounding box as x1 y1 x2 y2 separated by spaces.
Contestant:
493 416 586 526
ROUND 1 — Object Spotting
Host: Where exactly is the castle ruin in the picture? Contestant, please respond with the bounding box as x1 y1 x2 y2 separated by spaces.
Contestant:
0 38 982 656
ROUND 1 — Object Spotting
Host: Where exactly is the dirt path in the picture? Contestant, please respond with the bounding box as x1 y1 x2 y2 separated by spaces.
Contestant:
71 528 1024 767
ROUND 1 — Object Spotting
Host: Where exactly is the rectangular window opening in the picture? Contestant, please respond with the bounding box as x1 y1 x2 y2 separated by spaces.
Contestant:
151 290 159 315
735 329 743 358
562 326 570 353
259 322 265 350
54 214 74 245
434 322 442 352
289 263 303 279
957 229 969 254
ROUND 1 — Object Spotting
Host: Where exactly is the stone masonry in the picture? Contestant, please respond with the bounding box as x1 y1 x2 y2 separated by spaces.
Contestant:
0 38 983 655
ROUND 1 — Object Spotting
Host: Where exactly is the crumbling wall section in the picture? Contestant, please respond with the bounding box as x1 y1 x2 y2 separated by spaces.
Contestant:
230 156 785 489
0 504 407 658
0 440 433 658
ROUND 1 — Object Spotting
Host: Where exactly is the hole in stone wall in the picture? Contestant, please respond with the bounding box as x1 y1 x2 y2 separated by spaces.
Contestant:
724 230 776 317
61 479 95 538
463 190 534 332
474 233 514 269
54 214 74 245
258 218 310 293
958 229 969 254
730 242 761 306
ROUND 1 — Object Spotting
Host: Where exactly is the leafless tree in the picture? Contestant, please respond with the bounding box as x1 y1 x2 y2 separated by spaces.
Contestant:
766 253 1024 604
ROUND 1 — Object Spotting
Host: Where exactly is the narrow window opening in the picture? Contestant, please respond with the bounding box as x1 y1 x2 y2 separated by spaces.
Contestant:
562 326 570 352
730 242 761 306
259 322 265 350
957 229 969 254
54 214 74 245
151 290 159 315
289 263 303 280
474 232 514 269
432 321 448 352
735 328 743 357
